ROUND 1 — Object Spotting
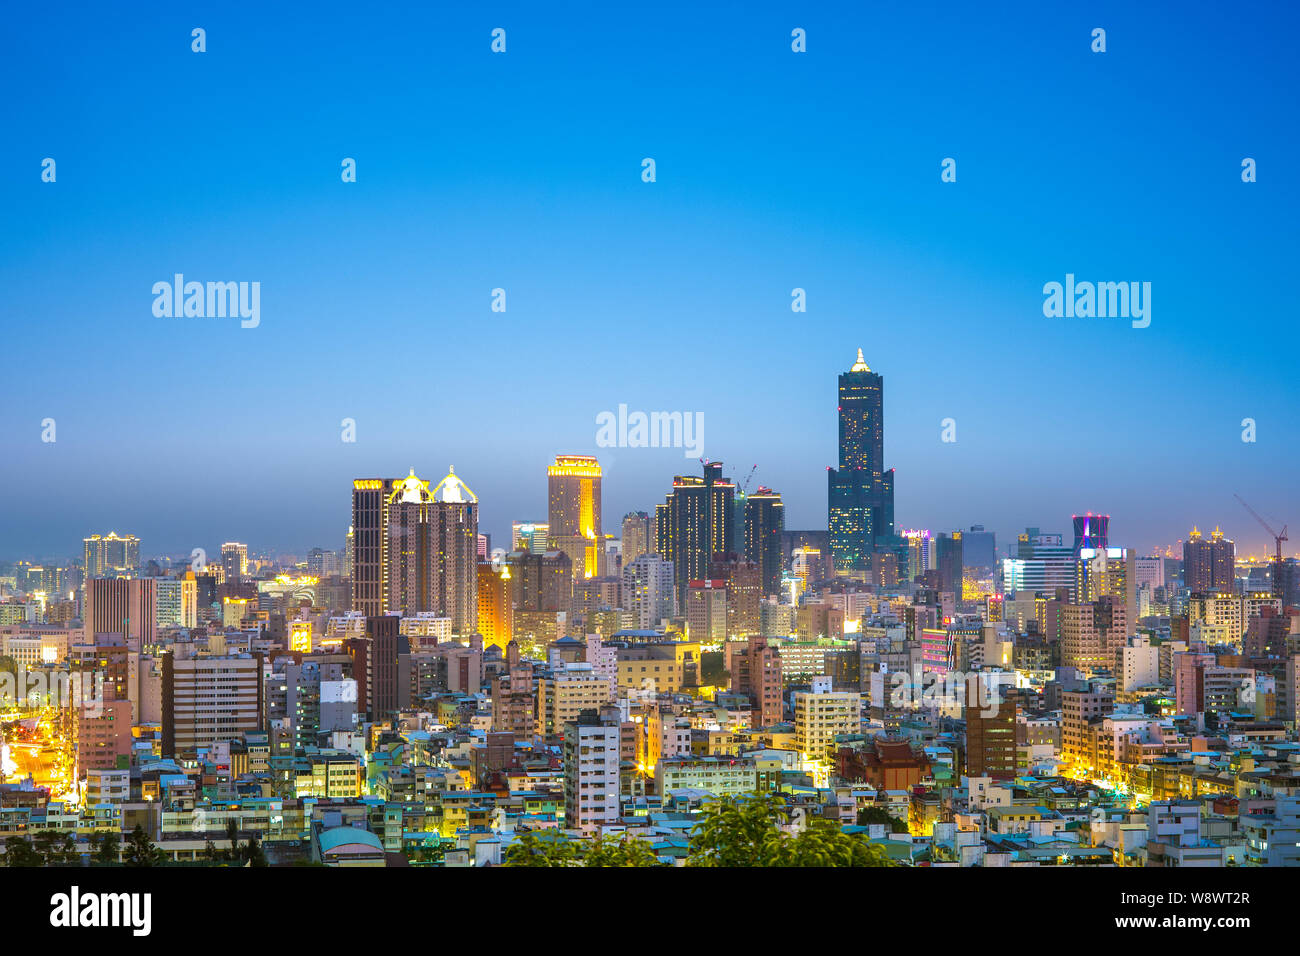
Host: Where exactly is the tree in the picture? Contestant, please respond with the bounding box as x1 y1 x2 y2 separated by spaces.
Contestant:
90 830 121 865
503 830 582 867
3 836 43 867
122 825 166 867
504 830 662 867
32 830 79 866
245 835 268 867
582 833 660 867
686 792 789 867
687 792 894 867
780 817 895 867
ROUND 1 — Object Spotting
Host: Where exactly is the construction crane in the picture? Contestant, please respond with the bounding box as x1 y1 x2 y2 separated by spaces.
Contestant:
739 464 758 495
1234 494 1289 565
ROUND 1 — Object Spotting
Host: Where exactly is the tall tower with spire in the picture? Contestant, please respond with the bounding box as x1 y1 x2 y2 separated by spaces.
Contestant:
828 348 895 574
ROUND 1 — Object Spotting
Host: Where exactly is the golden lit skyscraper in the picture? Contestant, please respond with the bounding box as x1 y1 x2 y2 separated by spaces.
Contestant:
477 560 513 649
548 455 603 579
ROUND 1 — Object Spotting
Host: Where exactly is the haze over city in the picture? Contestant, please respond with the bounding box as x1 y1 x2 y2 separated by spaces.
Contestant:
2 1 1298 559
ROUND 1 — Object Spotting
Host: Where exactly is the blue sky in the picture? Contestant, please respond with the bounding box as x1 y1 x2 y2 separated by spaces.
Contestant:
2 1 1297 561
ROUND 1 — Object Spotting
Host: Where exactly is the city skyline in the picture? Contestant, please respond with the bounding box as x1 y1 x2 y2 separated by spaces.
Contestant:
3 344 1293 564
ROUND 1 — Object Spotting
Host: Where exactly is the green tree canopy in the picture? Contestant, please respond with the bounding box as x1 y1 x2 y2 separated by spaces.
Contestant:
687 792 895 867
504 830 661 867
122 825 166 867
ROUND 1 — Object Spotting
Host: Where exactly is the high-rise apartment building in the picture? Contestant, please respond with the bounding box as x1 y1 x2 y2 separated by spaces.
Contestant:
155 573 198 629
563 707 622 833
793 676 861 761
83 532 141 578
965 696 1017 780
621 512 651 566
507 550 574 614
714 555 761 638
656 461 734 612
351 468 479 635
1184 526 1236 594
686 580 728 642
732 634 783 727
622 553 675 629
1061 596 1128 676
1076 548 1137 621
828 349 895 573
221 542 249 582
161 649 264 756
744 487 784 597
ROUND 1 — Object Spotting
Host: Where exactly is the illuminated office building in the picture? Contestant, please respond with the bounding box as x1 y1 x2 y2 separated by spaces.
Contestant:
1001 529 1075 598
901 529 932 582
828 349 895 573
547 456 603 580
1072 513 1109 557
477 560 513 649
511 521 549 554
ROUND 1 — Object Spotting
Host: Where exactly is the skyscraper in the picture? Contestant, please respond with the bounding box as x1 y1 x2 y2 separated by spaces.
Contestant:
935 532 963 596
655 461 735 612
428 468 480 636
84 577 157 645
83 532 141 578
221 542 249 582
1184 526 1235 594
744 487 785 597
828 349 895 573
622 512 651 565
1072 514 1109 557
622 553 675 629
547 455 603 580
476 561 513 649
350 468 479 635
